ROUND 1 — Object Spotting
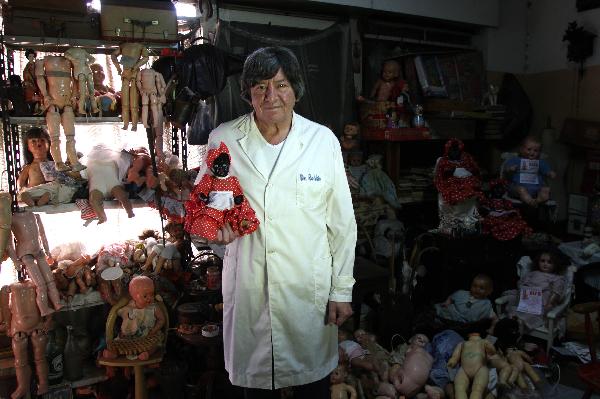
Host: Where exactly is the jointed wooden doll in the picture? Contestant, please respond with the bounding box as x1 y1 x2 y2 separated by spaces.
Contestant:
6 209 63 317
64 47 99 115
0 280 52 398
111 42 149 131
35 55 85 172
446 332 496 399
185 142 259 241
137 68 167 158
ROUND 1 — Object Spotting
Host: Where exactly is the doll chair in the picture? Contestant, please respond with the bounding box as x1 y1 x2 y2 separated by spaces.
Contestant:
499 152 558 222
98 295 170 399
571 301 600 399
495 256 576 355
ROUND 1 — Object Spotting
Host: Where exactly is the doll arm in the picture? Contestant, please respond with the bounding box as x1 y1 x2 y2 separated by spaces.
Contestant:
86 53 96 67
6 238 20 267
0 285 11 334
156 72 167 103
110 47 122 76
34 214 52 261
369 79 382 99
344 383 358 399
133 47 150 71
17 165 30 190
447 342 463 368
34 60 50 108
136 71 143 93
150 300 166 336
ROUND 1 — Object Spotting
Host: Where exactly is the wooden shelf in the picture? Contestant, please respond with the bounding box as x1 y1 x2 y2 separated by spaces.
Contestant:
23 199 150 214
4 35 176 54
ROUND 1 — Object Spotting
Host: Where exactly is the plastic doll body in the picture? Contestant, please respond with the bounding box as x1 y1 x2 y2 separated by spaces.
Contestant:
390 334 433 397
111 43 149 131
330 365 358 399
64 47 98 115
0 280 51 399
34 56 84 172
505 348 540 389
8 211 63 316
447 333 496 399
369 60 406 102
136 68 167 158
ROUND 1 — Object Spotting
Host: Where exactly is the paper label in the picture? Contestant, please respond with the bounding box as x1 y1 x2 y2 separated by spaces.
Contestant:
519 159 539 185
517 286 543 315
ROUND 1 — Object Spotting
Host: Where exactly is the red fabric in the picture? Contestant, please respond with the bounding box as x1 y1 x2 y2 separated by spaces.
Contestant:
435 140 482 205
480 197 532 241
184 173 259 241
75 199 97 220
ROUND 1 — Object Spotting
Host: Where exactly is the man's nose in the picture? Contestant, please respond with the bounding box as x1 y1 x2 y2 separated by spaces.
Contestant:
264 82 275 100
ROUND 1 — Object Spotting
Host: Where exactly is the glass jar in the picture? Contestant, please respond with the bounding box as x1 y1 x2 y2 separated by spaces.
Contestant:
206 266 221 290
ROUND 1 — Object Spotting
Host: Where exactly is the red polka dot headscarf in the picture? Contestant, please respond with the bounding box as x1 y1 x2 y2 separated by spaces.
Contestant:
206 142 230 169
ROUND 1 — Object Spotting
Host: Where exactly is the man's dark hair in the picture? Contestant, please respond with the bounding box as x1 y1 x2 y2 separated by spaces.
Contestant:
240 46 305 103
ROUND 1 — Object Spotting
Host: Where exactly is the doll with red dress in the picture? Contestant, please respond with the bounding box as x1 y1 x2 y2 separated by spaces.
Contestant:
185 142 259 241
480 178 532 241
434 138 482 205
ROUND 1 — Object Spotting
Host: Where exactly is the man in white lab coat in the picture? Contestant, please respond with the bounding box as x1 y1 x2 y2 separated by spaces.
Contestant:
201 47 357 398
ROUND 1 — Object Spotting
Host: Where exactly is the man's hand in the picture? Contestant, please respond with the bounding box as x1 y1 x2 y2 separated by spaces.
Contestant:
327 301 353 326
211 223 240 246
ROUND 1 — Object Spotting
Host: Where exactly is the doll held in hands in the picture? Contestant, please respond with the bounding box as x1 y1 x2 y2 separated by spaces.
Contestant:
185 142 259 241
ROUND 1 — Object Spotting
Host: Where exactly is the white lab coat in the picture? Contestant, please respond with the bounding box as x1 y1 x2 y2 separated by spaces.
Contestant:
205 112 357 389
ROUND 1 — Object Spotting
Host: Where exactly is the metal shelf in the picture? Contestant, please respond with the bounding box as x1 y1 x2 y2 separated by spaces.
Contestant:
3 35 177 54
8 116 122 125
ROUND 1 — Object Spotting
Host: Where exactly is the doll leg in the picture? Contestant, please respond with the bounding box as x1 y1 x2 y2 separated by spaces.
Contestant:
0 192 12 260
515 373 528 390
150 99 164 158
424 385 444 399
12 333 32 399
34 253 63 311
453 368 469 399
21 256 54 316
46 106 68 171
154 256 167 275
76 275 89 293
31 329 49 395
89 189 107 223
62 106 85 172
536 187 550 204
85 74 99 113
140 92 149 129
76 73 86 115
515 186 536 207
130 78 139 132
143 251 158 273
470 366 489 399
522 362 541 386
111 185 134 218
121 76 130 130
36 191 51 206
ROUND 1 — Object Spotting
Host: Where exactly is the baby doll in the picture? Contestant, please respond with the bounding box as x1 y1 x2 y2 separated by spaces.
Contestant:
504 135 556 207
330 364 358 399
103 275 166 361
353 329 390 381
338 329 382 377
435 274 495 324
505 347 541 390
58 255 94 300
185 142 259 241
389 333 433 397
340 122 361 151
503 251 566 331
17 127 76 207
480 178 532 241
447 332 496 399
434 138 482 206
367 59 407 102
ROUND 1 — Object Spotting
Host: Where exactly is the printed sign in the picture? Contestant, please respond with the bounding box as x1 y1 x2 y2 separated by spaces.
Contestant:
517 286 543 315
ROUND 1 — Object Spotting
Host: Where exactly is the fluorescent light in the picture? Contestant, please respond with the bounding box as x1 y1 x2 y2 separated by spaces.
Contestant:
175 2 197 17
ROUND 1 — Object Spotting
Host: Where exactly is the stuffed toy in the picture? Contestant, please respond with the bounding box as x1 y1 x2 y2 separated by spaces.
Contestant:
185 142 259 241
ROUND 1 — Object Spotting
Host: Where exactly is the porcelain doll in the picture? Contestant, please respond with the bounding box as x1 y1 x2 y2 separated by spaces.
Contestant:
137 68 167 158
504 135 556 207
185 142 259 241
111 42 149 131
361 154 402 209
102 275 166 360
64 47 98 115
446 333 496 399
480 178 532 241
35 55 85 172
389 334 433 397
330 364 357 399
369 59 407 102
340 122 361 151
6 209 63 316
17 127 77 207
435 274 494 324
0 280 52 398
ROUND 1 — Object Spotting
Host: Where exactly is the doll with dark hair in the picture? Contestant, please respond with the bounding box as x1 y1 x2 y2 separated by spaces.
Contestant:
502 250 566 332
17 127 76 206
23 49 41 115
480 178 532 241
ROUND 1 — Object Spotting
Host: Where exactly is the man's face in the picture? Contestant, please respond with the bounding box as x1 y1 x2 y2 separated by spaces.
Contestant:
470 277 490 299
521 140 541 160
27 138 49 161
250 68 296 127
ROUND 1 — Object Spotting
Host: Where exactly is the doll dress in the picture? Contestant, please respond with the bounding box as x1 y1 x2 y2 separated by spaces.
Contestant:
120 303 157 338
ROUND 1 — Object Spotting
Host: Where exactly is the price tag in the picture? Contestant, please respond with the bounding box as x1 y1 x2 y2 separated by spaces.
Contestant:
519 159 539 185
517 286 543 315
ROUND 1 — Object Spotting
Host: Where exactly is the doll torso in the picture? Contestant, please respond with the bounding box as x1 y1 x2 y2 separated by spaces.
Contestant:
38 56 74 108
396 346 433 396
8 281 44 336
11 212 42 258
65 48 93 78
120 302 157 338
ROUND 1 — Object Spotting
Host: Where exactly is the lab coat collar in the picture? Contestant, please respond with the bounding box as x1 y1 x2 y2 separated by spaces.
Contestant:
233 111 304 181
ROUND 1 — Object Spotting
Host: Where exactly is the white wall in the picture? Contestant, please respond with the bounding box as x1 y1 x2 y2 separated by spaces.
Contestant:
307 0 499 27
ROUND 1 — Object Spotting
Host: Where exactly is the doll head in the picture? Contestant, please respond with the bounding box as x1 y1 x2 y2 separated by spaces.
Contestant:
532 250 564 274
23 127 51 164
25 49 36 62
366 154 383 170
330 364 348 384
129 275 155 309
354 329 376 347
408 333 429 348
381 60 400 83
519 136 542 160
347 151 363 167
90 63 106 88
444 138 464 162
343 122 360 138
470 274 493 299
207 142 231 178
165 221 185 241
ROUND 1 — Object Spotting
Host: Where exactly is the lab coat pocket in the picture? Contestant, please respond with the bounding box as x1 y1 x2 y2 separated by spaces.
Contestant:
296 172 325 209
313 255 332 313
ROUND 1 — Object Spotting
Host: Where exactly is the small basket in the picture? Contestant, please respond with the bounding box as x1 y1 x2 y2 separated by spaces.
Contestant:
107 331 164 356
